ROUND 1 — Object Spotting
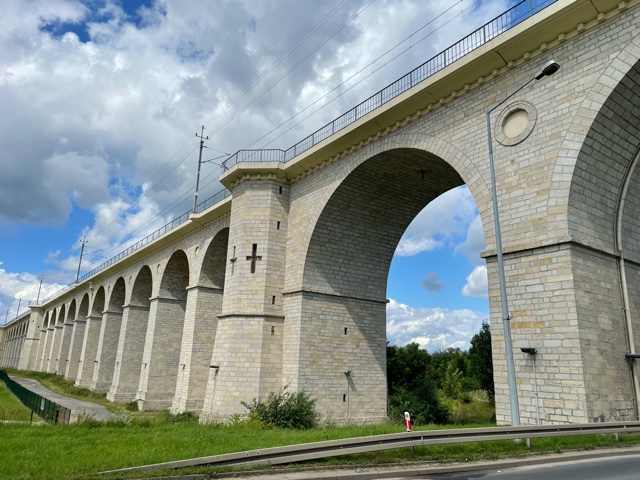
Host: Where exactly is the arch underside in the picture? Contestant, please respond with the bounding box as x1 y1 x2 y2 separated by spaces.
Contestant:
287 148 466 422
303 148 464 300
563 58 640 421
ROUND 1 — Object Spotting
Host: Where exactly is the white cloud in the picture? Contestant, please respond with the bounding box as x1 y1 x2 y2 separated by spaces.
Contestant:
395 186 478 257
455 214 486 265
0 0 508 303
0 266 64 324
386 298 487 352
461 265 488 298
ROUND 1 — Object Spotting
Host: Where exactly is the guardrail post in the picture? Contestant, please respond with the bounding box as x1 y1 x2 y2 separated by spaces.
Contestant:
525 438 531 448
614 432 620 441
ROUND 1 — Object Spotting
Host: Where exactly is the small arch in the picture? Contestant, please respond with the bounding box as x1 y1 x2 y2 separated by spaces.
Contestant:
131 267 153 307
199 228 229 289
160 250 190 300
66 299 77 324
78 294 90 321
109 278 126 313
92 287 106 316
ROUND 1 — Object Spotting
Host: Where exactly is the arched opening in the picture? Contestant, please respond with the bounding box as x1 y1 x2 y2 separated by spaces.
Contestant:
93 277 126 392
48 304 65 374
57 299 76 375
67 294 89 380
76 287 106 388
109 267 152 403
286 148 478 422
176 228 229 413
37 312 51 371
139 250 189 410
554 57 640 422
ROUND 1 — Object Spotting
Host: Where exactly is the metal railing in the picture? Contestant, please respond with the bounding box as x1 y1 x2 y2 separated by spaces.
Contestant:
223 0 557 170
102 421 640 474
40 188 232 305
39 0 557 306
0 370 71 424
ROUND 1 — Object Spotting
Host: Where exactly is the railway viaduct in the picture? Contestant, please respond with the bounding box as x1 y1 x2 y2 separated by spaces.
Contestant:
3 0 640 425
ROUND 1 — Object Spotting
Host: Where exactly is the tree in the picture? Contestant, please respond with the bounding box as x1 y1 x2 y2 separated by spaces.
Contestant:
469 320 494 399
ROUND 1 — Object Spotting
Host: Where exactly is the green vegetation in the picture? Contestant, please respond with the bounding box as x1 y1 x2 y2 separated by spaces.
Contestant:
387 320 495 426
0 381 39 422
242 387 318 429
0 322 636 479
1 419 639 480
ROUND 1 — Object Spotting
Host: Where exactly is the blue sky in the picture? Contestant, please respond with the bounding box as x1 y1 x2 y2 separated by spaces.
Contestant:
0 0 519 349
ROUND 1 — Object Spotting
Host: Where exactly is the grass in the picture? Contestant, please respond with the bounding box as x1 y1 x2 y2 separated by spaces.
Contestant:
0 381 39 422
1 370 639 480
2 417 640 480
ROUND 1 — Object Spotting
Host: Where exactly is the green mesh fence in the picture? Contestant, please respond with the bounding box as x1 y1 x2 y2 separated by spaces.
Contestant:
0 370 71 424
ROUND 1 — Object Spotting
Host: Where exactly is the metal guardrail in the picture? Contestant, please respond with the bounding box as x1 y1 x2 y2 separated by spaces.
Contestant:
0 370 71 424
39 0 558 306
222 0 557 170
102 421 640 474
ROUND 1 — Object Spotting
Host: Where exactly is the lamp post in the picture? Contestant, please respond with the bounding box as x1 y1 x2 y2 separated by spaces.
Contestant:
486 60 560 427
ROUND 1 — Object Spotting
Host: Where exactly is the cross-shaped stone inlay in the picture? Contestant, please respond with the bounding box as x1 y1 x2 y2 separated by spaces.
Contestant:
246 243 262 273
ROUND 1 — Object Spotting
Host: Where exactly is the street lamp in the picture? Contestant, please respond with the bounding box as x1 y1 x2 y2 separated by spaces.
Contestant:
486 60 560 427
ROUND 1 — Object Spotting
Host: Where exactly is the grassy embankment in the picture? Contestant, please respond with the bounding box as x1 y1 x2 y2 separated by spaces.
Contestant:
1 368 639 480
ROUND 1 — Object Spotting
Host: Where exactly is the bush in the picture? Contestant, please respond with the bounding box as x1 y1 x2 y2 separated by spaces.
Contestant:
241 387 318 429
389 374 450 426
159 410 199 424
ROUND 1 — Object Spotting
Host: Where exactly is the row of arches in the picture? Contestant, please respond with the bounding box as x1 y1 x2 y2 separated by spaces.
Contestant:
33 227 229 411
1 318 29 369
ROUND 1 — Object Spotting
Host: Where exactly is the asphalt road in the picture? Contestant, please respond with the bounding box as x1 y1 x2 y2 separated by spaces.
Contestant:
404 453 640 479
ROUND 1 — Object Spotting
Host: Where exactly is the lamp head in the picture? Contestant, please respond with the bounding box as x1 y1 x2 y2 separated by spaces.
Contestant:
520 347 537 355
535 60 560 80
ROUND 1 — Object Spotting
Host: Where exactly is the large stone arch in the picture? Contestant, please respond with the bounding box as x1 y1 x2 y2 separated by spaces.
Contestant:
93 277 126 392
108 267 152 403
283 142 481 423
138 250 190 410
176 227 229 414
284 134 488 294
535 49 640 423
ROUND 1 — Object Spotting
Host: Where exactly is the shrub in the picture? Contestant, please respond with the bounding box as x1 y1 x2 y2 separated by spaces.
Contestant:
389 374 451 426
241 387 318 429
125 401 139 412
159 410 199 424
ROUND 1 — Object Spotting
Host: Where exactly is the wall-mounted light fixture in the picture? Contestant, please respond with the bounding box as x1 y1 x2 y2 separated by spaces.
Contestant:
210 365 219 369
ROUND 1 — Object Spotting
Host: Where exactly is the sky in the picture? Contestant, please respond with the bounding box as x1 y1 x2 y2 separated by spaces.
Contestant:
0 0 516 351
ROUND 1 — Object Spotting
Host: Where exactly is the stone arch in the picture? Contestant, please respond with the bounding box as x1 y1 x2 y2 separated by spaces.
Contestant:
56 299 76 375
159 250 190 299
284 134 486 293
91 287 106 316
47 304 65 373
66 294 89 380
93 277 126 392
138 250 189 410
175 228 229 414
199 228 229 288
77 287 106 388
108 266 153 403
37 311 51 371
285 144 479 423
547 50 640 422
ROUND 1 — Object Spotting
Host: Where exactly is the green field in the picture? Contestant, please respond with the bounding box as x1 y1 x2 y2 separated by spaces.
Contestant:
2 369 640 480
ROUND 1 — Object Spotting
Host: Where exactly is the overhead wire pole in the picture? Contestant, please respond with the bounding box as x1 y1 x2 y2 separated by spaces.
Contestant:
193 126 209 214
76 236 87 284
35 275 44 304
